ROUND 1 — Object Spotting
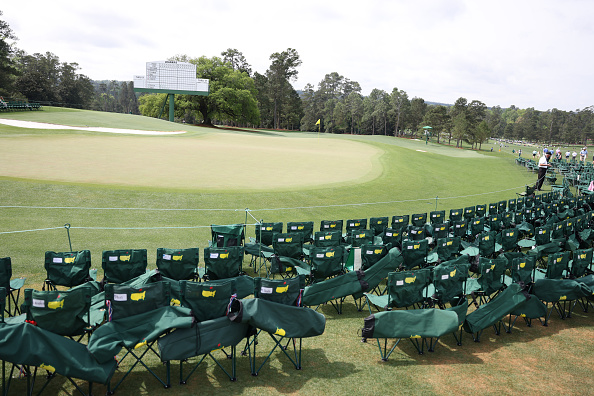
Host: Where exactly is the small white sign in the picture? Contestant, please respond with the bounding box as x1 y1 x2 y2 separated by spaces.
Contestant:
32 299 45 308
53 257 63 263
109 256 118 262
114 294 128 301
396 280 404 286
163 254 172 260
441 274 449 280
260 287 273 294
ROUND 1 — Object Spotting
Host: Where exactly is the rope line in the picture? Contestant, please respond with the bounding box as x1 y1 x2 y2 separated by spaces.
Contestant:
0 184 530 213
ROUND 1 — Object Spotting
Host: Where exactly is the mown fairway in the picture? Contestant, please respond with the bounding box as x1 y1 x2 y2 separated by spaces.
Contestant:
0 108 592 395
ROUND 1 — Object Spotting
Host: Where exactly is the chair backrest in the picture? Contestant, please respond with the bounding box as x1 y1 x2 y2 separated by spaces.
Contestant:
499 228 518 252
432 262 470 303
44 250 92 288
253 276 305 306
470 217 485 236
451 220 468 238
570 248 593 278
508 199 517 212
478 231 496 257
546 251 570 279
463 206 476 221
286 221 314 243
0 257 12 296
23 284 94 336
449 208 463 222
345 218 367 233
313 230 342 247
104 281 171 321
551 222 564 239
407 225 426 241
475 204 487 218
386 268 431 308
411 213 427 227
488 203 498 215
535 226 551 245
401 239 429 270
381 228 402 248
477 256 508 295
180 278 236 322
156 247 199 280
203 246 244 280
429 210 446 224
211 224 245 247
511 255 536 284
255 222 283 246
436 237 461 261
369 217 389 236
391 215 409 231
309 246 344 281
432 223 449 240
272 232 304 259
502 212 514 228
563 218 575 236
360 244 388 271
0 287 4 322
348 229 374 247
320 220 343 233
102 249 148 284
498 200 507 213
488 214 502 232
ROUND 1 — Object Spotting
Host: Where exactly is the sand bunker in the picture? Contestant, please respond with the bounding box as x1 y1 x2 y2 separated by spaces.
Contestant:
0 119 185 135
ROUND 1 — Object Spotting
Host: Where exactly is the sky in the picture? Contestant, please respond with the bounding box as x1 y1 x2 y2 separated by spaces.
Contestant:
2 0 593 111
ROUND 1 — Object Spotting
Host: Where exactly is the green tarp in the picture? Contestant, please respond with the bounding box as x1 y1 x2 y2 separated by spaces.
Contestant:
532 278 594 302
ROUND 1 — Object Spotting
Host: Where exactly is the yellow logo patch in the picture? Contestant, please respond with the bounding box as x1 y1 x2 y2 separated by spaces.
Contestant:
276 285 289 293
220 253 229 259
450 269 457 277
202 290 216 297
120 255 131 262
173 255 183 261
39 364 55 373
47 300 64 310
131 291 146 301
64 257 75 264
405 276 416 284
274 328 286 336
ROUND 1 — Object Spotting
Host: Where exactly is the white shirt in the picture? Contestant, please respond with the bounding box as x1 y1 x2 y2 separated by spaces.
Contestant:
539 155 550 168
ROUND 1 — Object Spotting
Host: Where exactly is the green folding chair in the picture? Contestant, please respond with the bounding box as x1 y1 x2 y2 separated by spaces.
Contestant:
211 224 245 247
286 221 314 243
511 255 537 285
348 229 374 247
451 220 468 239
508 198 517 212
488 202 498 215
391 215 409 231
313 230 343 247
103 281 174 392
569 248 593 278
369 216 389 236
499 228 519 253
498 200 507 213
469 257 508 305
360 244 388 271
101 249 147 284
308 246 345 283
449 208 463 222
44 250 92 291
320 220 343 233
0 257 25 316
203 246 245 280
544 251 570 279
470 217 486 238
411 213 427 227
365 268 432 312
431 261 470 308
381 228 403 249
400 239 429 270
476 204 487 218
488 214 503 232
20 283 101 395
407 225 426 241
255 222 283 246
436 237 462 262
346 218 367 234
156 247 200 281
429 210 445 225
431 223 449 241
463 206 476 221
247 276 306 376
178 279 244 382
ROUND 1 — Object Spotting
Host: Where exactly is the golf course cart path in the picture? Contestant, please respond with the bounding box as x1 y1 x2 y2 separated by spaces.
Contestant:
0 118 186 135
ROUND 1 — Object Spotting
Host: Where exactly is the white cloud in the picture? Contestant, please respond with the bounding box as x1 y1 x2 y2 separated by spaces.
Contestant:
2 0 594 111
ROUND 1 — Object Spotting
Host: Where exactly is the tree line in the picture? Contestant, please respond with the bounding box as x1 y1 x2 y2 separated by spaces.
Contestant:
1 11 592 146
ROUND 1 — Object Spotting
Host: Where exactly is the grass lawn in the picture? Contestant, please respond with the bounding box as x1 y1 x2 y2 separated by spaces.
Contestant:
0 108 592 395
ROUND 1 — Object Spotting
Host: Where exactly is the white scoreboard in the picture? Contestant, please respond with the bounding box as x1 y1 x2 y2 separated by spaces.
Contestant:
133 61 209 95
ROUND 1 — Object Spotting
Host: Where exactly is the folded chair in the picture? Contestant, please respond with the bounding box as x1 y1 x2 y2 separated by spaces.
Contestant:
102 249 148 284
369 217 389 236
246 276 307 376
44 250 92 291
99 281 183 393
17 283 102 395
156 247 200 281
211 224 245 247
0 257 25 316
203 246 245 280
175 279 245 383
